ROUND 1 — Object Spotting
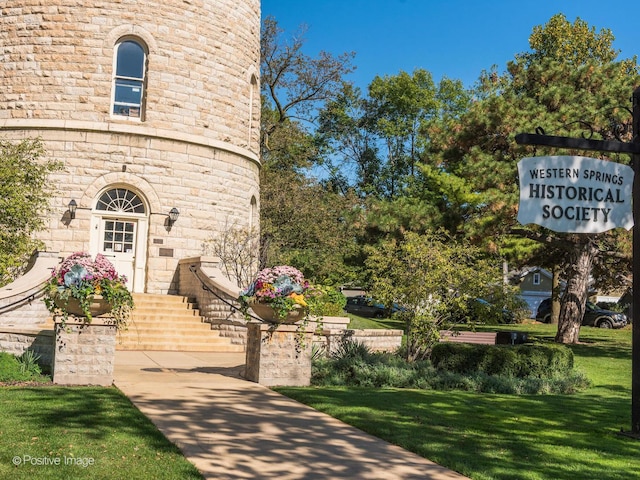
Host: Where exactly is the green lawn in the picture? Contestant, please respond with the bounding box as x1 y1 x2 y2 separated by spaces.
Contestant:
276 323 639 480
346 312 405 330
0 386 202 480
1 322 636 479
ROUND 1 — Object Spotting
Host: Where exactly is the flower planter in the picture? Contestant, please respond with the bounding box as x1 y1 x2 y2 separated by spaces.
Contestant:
44 253 134 331
54 295 112 317
249 302 307 324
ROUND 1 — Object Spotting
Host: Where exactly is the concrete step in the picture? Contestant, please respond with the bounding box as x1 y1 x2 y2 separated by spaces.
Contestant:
118 331 225 342
131 295 197 308
122 322 219 333
129 311 205 321
114 293 244 353
116 341 244 352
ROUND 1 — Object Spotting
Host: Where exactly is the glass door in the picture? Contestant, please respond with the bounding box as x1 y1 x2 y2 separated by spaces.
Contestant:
99 218 136 287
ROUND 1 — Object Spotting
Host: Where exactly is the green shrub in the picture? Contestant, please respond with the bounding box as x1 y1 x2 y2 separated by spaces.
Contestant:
430 342 574 379
17 350 42 376
308 285 347 317
0 351 48 383
312 341 587 394
0 352 20 381
331 336 372 361
429 343 482 374
311 348 588 394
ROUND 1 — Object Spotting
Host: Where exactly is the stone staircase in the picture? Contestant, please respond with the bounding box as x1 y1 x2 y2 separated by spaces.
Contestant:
116 293 244 352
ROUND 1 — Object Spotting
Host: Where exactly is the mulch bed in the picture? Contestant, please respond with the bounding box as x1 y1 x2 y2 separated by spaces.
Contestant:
0 379 54 387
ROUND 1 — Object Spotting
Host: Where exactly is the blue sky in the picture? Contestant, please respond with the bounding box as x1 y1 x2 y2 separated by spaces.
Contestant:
261 0 639 91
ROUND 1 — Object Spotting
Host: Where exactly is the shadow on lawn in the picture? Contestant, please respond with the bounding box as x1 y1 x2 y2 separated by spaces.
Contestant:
1 387 203 480
12 387 180 448
277 387 639 480
569 341 631 361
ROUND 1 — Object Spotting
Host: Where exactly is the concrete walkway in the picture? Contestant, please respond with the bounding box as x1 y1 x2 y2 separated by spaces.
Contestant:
114 351 468 480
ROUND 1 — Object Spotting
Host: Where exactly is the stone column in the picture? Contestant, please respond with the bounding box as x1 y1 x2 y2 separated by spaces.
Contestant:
244 322 314 386
53 320 117 386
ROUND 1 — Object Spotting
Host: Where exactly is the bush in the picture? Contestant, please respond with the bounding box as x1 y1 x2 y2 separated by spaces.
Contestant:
308 285 347 317
0 351 49 383
331 336 372 361
17 350 42 376
430 342 574 379
312 346 589 394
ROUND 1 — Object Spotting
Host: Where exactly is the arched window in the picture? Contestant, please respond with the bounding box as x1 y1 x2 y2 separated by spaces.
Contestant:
248 73 258 147
96 188 145 214
112 39 147 119
249 195 258 231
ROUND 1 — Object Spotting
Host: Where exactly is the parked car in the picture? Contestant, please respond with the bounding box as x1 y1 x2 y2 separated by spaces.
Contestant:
536 297 628 328
344 296 403 319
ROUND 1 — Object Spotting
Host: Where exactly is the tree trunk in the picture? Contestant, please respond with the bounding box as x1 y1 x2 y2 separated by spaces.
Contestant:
555 238 598 344
550 265 561 325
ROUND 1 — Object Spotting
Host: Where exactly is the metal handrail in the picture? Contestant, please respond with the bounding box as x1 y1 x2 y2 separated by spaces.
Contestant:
0 287 45 314
187 265 263 322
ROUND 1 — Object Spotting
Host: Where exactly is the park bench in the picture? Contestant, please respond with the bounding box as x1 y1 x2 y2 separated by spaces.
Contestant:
439 330 528 345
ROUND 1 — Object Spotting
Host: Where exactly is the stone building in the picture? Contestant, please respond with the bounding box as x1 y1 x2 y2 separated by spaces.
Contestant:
0 1 401 374
0 0 261 294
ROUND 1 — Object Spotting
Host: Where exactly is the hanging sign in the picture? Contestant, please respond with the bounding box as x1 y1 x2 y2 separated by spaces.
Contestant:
517 156 634 233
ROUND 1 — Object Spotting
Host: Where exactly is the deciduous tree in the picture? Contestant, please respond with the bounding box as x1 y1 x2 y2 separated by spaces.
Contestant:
0 138 61 286
366 231 516 361
259 17 361 283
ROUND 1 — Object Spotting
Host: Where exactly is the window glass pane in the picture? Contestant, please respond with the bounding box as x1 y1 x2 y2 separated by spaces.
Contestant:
116 41 144 79
114 79 142 105
96 189 146 214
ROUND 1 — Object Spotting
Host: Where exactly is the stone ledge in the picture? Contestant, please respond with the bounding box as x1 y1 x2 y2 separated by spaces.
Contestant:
0 326 54 336
322 328 404 354
0 119 260 164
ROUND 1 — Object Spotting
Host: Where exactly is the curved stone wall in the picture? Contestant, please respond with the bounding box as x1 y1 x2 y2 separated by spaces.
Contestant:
0 0 261 151
0 1 261 294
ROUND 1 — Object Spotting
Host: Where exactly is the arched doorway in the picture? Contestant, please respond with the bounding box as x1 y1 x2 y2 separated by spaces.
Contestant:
90 187 148 292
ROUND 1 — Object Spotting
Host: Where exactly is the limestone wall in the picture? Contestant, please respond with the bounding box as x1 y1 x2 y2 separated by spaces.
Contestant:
0 1 261 295
0 327 54 370
0 129 260 294
177 256 248 345
0 0 261 152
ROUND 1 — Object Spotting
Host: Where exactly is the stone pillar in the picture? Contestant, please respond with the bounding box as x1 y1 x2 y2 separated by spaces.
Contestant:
244 322 314 386
53 320 116 386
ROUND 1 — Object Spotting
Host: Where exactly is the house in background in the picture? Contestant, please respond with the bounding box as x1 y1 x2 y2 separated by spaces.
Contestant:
512 267 558 318
513 267 626 319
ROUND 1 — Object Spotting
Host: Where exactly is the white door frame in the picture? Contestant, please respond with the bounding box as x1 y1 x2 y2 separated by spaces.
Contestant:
89 188 148 293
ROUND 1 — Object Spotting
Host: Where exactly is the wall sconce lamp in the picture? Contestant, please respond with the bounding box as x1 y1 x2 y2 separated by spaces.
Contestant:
168 207 180 226
68 199 77 220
